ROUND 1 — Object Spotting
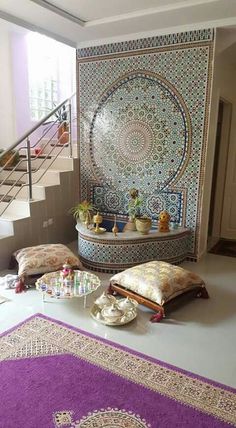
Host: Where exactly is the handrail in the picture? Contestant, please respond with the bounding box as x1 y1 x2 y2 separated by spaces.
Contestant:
0 93 76 216
0 92 76 159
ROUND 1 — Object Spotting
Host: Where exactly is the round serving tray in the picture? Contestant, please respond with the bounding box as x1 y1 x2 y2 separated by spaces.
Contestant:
90 303 137 326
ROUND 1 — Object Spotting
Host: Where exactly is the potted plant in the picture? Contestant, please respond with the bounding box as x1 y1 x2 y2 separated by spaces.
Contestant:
70 200 95 226
124 188 143 231
127 188 143 221
125 188 152 234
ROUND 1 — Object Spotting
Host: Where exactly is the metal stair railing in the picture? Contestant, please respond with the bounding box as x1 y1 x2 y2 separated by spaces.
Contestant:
0 93 76 216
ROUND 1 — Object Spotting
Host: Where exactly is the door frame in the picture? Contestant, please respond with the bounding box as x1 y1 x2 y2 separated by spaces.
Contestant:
208 97 232 242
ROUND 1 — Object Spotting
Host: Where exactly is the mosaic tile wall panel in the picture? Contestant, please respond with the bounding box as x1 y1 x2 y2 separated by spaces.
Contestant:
77 29 214 258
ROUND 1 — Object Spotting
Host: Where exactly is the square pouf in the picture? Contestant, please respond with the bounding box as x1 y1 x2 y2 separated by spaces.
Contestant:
12 244 82 291
109 261 209 322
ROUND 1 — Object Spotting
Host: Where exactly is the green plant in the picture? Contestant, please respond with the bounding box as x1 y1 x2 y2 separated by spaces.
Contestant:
69 200 95 222
127 189 143 220
55 105 68 123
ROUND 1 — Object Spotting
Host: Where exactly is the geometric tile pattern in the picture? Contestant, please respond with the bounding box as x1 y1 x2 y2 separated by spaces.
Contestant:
77 29 214 258
1 315 236 426
78 227 190 272
94 186 183 223
77 29 213 58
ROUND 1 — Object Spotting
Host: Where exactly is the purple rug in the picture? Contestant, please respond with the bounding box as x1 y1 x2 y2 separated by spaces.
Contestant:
0 314 235 428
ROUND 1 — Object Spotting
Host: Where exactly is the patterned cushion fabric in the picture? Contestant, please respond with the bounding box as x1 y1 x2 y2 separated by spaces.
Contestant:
14 244 82 277
110 261 204 306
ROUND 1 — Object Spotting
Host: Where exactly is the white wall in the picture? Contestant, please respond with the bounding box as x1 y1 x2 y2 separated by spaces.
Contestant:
0 21 17 149
0 19 77 152
199 29 236 256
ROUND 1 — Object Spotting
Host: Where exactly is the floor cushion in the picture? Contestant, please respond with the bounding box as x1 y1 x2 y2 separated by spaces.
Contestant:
13 244 82 279
110 260 205 306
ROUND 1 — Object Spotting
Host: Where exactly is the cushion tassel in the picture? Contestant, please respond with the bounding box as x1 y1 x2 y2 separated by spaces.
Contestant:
150 312 164 323
15 277 26 293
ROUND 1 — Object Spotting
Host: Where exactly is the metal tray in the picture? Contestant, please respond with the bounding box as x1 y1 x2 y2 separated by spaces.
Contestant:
90 303 137 326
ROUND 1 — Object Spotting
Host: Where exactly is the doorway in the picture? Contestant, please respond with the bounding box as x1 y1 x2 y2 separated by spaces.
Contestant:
208 98 232 248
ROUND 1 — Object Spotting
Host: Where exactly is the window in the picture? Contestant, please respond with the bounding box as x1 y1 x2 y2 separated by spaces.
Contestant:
26 33 75 122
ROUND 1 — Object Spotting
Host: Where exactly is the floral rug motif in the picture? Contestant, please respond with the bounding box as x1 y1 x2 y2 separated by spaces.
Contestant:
54 408 150 427
0 314 235 428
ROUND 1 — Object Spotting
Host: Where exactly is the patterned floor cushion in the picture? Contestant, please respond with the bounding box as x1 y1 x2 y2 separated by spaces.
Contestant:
14 244 82 279
110 260 205 306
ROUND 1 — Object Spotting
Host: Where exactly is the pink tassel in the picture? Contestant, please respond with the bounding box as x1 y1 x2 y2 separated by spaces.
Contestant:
15 278 26 293
150 312 164 323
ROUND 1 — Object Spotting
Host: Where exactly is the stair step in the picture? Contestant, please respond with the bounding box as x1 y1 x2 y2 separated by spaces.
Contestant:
0 234 11 239
3 166 36 172
19 154 52 159
39 140 78 158
0 199 30 217
50 143 69 147
0 179 25 187
0 212 30 221
0 183 45 200
0 194 13 203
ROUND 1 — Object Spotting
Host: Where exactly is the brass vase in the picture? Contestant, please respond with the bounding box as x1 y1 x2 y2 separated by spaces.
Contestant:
112 215 119 237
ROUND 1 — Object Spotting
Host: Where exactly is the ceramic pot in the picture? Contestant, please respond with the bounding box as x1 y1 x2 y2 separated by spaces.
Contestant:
57 122 69 145
135 217 152 234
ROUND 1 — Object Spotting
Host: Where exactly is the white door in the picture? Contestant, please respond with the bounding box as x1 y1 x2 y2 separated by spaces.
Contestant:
220 109 236 239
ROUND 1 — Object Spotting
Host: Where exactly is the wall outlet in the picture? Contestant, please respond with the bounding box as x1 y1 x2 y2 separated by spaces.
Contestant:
43 220 48 228
48 218 53 226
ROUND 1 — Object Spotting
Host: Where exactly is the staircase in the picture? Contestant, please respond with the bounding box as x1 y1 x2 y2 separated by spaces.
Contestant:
0 95 79 270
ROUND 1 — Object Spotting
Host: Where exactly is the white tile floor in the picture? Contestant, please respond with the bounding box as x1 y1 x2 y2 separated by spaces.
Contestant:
0 247 236 388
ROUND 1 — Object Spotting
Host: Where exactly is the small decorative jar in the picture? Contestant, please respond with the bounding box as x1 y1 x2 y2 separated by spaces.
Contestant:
158 210 170 232
60 261 74 280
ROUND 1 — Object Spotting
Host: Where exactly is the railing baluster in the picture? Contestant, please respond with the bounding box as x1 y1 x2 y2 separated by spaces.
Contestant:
27 137 33 200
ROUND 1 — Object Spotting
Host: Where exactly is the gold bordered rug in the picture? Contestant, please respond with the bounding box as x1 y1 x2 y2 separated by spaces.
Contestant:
0 314 235 427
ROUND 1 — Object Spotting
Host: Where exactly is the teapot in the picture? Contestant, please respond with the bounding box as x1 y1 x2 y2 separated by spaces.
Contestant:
117 297 137 311
95 292 116 309
101 303 124 322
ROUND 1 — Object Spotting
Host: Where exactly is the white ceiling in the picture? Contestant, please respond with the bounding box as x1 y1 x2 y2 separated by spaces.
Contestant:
0 0 236 47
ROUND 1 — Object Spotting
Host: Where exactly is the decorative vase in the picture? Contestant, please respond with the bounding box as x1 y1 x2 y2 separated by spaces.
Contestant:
135 217 152 234
158 210 170 232
57 122 69 145
93 212 103 233
112 215 119 237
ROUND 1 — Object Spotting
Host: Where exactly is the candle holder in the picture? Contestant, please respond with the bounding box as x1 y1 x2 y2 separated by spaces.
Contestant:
92 212 106 234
